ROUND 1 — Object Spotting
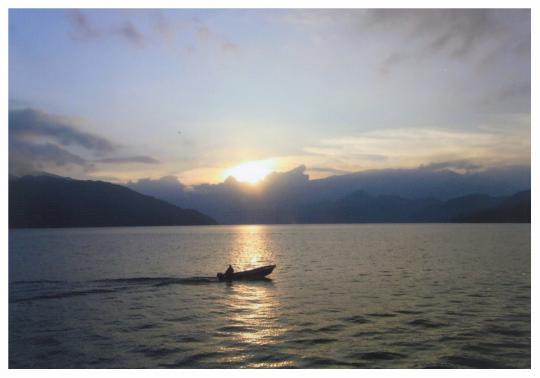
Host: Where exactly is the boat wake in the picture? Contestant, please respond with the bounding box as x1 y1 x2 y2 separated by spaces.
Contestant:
93 276 218 286
9 276 220 304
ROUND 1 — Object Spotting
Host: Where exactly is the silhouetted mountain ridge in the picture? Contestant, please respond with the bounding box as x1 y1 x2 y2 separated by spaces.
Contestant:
454 191 531 223
127 165 530 223
297 190 530 223
10 168 528 227
9 175 217 228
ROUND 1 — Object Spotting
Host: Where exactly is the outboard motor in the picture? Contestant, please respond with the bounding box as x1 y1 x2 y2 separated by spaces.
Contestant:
217 272 232 282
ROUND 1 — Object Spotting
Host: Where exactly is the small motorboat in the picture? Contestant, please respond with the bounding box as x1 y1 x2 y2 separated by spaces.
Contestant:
217 265 276 281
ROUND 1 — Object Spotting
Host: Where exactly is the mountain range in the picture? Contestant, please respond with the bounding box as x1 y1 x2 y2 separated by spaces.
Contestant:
296 190 530 223
9 174 217 228
128 165 530 224
9 165 530 228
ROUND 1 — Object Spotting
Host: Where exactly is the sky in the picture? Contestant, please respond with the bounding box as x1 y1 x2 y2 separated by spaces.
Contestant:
9 9 531 184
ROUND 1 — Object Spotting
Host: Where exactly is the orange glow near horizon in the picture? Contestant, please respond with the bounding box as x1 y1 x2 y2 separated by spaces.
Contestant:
223 160 276 184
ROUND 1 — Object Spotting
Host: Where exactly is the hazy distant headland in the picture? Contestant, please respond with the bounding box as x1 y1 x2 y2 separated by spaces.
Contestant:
9 165 530 228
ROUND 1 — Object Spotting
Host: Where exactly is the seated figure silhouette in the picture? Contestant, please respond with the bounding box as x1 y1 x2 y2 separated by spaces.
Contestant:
225 265 234 279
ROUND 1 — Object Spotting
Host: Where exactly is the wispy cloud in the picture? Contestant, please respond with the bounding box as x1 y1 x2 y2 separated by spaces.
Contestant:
496 82 531 101
150 10 176 43
300 123 529 174
365 9 530 74
66 9 100 39
419 159 482 172
66 10 239 53
185 17 240 54
476 81 531 115
368 9 500 56
307 166 352 175
116 21 144 47
66 10 145 47
378 52 409 76
95 156 160 164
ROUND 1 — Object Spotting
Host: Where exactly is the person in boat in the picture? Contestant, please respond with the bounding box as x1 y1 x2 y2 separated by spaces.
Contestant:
225 265 234 278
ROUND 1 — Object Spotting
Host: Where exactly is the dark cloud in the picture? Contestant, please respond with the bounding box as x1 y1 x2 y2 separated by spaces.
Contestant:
264 165 310 186
10 108 115 153
9 108 103 175
131 175 184 187
95 156 160 164
9 108 159 175
10 139 92 174
420 160 482 172
128 176 187 205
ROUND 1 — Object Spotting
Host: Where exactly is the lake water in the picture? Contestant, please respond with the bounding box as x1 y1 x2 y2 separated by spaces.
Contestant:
9 224 530 368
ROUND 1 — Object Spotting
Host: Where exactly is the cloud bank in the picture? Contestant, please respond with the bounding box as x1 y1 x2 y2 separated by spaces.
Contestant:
9 108 160 175
10 108 115 153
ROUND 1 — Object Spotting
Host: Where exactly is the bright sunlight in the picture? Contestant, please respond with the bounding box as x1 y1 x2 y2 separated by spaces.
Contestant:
223 160 276 184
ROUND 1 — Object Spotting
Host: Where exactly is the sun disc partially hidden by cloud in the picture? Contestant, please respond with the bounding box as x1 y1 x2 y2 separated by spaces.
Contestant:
223 159 276 184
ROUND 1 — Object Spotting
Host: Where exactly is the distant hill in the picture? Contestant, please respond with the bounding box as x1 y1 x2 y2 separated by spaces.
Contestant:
9 175 217 228
11 171 528 227
297 190 531 223
454 191 530 223
127 165 530 224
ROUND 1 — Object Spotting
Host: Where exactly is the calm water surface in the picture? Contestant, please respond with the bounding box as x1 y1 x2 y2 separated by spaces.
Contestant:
9 224 530 368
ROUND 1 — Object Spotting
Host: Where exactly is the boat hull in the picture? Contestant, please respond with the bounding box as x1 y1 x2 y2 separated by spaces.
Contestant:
217 265 276 281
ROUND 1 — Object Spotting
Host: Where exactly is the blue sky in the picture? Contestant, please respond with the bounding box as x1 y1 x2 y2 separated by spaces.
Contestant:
9 9 530 184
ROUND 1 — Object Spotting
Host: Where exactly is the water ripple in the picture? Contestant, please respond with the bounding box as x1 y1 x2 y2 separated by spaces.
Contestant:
348 351 406 361
290 337 338 345
442 355 509 368
407 319 447 328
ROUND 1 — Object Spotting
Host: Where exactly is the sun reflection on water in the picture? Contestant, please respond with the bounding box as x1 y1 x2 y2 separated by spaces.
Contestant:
228 225 274 270
217 226 291 367
228 283 284 344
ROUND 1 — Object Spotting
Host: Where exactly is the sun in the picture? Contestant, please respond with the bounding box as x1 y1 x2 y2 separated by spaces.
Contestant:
224 160 276 184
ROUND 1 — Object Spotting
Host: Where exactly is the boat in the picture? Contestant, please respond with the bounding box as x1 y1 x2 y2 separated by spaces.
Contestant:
217 265 276 281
